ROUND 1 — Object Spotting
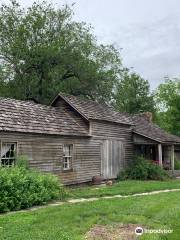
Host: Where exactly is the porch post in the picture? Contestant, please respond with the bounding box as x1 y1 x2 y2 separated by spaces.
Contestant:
171 145 175 172
158 144 163 168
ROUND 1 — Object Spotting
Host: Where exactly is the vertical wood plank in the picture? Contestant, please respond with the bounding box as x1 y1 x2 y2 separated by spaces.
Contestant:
158 144 163 168
101 139 125 179
171 145 175 172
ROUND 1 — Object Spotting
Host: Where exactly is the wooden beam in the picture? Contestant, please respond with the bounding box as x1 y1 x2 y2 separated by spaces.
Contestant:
171 145 175 171
158 144 163 168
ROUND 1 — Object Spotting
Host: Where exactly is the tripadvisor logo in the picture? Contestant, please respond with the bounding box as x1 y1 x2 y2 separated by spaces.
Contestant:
135 226 173 235
135 227 143 235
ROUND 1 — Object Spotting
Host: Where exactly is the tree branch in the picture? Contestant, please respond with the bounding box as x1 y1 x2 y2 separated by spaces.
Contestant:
61 70 80 81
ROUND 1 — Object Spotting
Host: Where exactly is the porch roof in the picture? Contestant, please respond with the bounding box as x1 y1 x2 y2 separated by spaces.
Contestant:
132 115 180 144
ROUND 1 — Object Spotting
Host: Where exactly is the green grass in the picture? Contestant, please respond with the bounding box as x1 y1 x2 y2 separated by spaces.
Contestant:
0 191 180 239
68 180 180 199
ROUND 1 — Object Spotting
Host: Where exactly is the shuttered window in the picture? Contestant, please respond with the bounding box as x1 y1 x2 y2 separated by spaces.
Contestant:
0 142 17 167
63 144 73 170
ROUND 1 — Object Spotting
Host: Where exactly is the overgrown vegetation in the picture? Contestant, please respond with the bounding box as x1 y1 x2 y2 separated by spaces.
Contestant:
0 159 66 213
16 155 29 169
118 156 170 181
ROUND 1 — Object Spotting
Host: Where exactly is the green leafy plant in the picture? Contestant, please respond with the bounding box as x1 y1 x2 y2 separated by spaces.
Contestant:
118 156 170 181
0 166 66 213
174 159 180 170
16 155 29 169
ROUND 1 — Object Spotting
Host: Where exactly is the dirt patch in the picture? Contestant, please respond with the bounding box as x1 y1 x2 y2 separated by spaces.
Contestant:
86 224 143 240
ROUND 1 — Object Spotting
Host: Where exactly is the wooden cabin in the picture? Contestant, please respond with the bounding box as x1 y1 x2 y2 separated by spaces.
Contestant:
0 93 180 184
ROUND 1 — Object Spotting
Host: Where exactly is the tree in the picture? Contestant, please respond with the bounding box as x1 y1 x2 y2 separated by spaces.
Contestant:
155 77 180 136
0 0 122 104
114 69 155 114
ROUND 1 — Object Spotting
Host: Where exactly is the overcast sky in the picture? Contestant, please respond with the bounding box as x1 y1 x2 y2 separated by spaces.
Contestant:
4 0 180 89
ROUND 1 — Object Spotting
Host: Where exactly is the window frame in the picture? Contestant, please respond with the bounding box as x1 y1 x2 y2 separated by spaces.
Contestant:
0 141 18 167
63 144 73 171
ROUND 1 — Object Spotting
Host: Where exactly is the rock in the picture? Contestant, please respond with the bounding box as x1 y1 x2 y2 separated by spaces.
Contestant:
92 176 104 185
106 180 113 186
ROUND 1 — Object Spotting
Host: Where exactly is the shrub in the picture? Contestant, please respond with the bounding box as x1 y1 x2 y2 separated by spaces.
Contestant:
16 155 29 169
118 156 170 181
0 166 66 213
174 159 180 170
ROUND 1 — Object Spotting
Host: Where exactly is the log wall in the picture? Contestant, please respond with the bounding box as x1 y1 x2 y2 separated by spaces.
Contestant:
53 98 89 133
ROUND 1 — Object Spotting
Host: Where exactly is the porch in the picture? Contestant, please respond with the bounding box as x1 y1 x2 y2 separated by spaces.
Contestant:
133 133 175 171
134 144 175 171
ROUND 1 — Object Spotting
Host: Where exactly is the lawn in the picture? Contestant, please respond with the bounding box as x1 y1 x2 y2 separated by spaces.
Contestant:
68 179 180 199
0 191 180 240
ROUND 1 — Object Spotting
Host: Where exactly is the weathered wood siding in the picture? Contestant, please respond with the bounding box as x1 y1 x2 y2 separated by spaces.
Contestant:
52 98 135 180
90 120 134 169
101 139 125 178
133 133 158 144
0 132 101 184
53 98 89 133
0 102 135 184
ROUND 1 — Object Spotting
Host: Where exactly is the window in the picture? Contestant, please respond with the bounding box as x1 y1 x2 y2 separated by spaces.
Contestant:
63 144 73 170
0 142 17 167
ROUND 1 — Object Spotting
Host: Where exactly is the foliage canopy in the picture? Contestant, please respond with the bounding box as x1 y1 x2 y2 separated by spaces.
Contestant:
0 0 122 104
114 69 155 114
155 77 180 136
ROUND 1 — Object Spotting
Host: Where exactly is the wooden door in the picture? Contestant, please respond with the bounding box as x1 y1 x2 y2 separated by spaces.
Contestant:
101 140 125 179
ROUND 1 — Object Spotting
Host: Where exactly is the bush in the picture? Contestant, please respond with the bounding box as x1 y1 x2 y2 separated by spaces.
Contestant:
118 156 170 181
16 155 29 169
0 166 66 213
175 159 180 170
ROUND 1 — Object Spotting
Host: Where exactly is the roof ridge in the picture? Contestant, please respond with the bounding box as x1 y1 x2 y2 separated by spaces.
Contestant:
58 92 132 115
57 92 133 125
59 92 110 107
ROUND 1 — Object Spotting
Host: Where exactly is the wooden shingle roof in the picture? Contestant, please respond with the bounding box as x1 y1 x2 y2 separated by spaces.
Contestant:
53 93 133 125
132 115 180 144
52 93 180 143
0 94 179 143
0 97 88 136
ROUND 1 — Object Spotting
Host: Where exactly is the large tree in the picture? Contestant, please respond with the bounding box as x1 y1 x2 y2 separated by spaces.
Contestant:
0 0 122 104
114 69 155 114
155 77 180 136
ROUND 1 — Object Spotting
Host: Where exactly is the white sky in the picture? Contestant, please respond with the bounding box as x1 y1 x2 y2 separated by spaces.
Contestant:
2 0 180 89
